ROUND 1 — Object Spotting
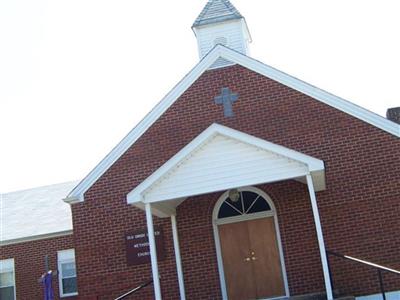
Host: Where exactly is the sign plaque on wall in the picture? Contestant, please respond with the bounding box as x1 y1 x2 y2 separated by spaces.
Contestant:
125 226 165 266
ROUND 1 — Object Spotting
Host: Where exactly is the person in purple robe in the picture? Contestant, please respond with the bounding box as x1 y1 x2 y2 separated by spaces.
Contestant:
42 271 54 300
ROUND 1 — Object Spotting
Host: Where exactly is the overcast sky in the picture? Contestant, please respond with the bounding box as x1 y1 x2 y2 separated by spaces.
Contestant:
1 0 399 193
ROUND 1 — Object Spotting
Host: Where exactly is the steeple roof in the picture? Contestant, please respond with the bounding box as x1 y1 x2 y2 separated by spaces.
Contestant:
193 0 243 27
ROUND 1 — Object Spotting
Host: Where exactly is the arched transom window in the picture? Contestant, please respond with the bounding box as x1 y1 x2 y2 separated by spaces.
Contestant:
218 190 272 219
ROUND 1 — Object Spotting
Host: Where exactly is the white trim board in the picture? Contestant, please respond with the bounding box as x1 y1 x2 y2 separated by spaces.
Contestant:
65 45 399 203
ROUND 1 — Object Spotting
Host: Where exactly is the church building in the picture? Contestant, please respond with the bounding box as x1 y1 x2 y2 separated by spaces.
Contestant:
1 1 399 299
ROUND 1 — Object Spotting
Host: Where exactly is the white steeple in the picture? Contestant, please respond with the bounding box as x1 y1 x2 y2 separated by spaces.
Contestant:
192 0 251 63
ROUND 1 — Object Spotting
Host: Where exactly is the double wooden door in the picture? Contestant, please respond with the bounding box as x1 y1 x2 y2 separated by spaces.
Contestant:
218 217 285 300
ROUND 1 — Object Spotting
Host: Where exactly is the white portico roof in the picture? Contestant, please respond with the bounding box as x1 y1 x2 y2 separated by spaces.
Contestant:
0 181 77 245
127 124 325 217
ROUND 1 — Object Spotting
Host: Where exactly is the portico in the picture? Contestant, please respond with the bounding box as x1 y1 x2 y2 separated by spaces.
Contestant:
127 123 333 300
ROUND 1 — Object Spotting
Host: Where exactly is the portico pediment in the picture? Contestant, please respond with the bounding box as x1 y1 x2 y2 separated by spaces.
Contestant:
127 124 325 217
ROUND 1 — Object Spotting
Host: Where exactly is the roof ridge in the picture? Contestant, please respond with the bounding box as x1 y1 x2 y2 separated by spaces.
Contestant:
221 0 242 15
193 0 243 28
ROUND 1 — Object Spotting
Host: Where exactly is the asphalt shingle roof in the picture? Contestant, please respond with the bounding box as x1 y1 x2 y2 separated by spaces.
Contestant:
1 181 77 243
193 0 243 27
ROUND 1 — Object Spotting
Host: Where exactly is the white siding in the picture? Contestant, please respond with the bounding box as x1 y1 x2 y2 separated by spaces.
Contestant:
196 20 249 59
143 134 308 202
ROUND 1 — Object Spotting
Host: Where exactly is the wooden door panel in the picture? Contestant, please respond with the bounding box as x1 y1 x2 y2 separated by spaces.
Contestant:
218 221 256 300
247 217 285 299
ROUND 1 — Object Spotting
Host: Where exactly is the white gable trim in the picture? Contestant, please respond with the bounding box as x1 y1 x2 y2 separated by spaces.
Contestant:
66 45 399 203
127 123 325 205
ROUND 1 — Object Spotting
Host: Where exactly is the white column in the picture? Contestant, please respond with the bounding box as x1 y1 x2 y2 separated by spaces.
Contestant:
306 174 333 300
145 203 162 300
171 214 186 300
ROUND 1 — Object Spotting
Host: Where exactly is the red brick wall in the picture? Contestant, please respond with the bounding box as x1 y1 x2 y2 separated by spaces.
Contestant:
0 234 77 300
71 64 399 299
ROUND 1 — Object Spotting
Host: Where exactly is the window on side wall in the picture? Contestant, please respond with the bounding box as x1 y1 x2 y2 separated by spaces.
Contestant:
0 258 16 300
57 249 78 297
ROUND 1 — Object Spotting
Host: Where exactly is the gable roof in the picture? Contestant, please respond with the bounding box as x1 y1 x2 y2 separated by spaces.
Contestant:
193 0 243 28
65 45 400 203
127 123 325 214
1 181 77 245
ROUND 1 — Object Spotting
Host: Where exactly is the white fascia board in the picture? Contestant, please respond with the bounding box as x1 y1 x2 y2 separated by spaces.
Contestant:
63 196 82 204
69 44 399 203
127 123 325 204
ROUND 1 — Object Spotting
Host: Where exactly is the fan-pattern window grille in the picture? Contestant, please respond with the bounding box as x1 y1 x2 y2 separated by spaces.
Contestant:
218 191 271 219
